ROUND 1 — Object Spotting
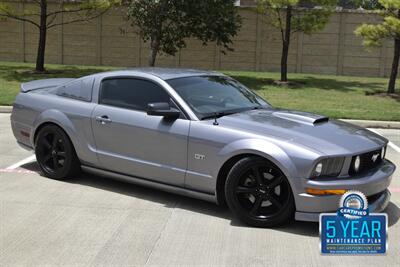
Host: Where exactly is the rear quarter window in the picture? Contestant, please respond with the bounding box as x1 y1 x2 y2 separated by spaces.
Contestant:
57 77 94 102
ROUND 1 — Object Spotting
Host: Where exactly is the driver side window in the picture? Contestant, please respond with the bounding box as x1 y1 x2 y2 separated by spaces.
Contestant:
100 78 171 111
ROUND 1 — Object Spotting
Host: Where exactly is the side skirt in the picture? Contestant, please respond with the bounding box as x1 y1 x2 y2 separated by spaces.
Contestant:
81 165 217 204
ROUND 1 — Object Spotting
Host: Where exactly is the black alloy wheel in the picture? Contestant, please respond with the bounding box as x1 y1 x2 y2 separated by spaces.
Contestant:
225 156 295 227
35 125 80 180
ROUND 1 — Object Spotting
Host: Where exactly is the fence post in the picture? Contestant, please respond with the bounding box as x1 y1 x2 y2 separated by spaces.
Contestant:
18 1 25 62
137 28 142 67
379 40 387 77
296 32 304 73
58 9 64 64
336 12 346 75
255 11 262 71
96 15 102 65
214 44 221 70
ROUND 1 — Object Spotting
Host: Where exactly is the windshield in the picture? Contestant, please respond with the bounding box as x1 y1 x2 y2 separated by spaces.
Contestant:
166 75 270 119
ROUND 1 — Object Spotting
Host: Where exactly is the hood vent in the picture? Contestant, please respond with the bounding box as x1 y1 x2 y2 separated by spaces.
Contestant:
313 117 329 124
273 111 329 125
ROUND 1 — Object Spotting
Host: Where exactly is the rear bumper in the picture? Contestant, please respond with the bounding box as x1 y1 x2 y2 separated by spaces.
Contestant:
11 116 33 149
294 159 395 222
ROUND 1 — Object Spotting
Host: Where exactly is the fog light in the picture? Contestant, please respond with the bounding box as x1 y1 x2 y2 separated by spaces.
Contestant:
306 188 346 195
354 156 361 172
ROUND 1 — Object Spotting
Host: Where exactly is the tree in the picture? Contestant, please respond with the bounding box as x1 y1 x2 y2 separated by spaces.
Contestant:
0 0 119 72
355 0 400 94
127 0 242 67
257 0 336 82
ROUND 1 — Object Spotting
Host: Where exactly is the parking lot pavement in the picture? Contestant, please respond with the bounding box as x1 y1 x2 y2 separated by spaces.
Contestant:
0 113 399 267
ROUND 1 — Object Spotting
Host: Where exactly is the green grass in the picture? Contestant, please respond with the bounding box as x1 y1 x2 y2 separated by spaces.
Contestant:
225 71 400 121
0 61 399 121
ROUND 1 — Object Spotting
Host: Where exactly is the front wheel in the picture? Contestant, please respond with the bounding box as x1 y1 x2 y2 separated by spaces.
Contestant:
35 125 80 180
225 156 295 227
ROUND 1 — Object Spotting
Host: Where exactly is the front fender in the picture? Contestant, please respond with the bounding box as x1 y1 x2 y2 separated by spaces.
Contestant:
217 139 296 179
214 138 320 193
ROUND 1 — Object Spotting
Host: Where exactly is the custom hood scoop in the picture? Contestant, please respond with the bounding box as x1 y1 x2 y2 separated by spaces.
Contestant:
272 110 329 125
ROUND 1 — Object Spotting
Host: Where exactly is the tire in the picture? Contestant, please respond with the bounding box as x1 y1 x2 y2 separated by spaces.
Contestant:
225 156 295 227
35 124 81 180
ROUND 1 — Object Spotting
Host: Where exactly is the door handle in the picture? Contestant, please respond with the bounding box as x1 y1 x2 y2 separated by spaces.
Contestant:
96 115 112 124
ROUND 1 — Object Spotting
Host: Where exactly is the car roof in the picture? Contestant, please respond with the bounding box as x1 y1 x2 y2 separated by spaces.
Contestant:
97 67 224 81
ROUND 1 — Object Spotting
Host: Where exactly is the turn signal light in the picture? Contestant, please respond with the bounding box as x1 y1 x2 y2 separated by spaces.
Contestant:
306 188 346 195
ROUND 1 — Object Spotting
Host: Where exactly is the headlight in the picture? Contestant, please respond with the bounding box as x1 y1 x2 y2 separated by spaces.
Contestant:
381 146 386 159
311 157 345 178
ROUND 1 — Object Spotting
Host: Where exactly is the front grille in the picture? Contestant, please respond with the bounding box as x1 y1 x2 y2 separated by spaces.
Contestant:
349 148 383 175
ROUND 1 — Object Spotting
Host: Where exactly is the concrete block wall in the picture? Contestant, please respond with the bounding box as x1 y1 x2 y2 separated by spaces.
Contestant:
0 1 397 77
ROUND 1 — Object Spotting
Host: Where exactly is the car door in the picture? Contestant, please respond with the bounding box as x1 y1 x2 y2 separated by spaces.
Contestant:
91 77 189 187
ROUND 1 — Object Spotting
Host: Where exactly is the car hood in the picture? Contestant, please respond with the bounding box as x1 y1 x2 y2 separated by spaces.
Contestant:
217 109 387 155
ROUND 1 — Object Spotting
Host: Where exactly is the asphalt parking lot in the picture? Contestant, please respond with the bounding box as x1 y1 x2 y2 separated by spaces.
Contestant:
0 113 399 267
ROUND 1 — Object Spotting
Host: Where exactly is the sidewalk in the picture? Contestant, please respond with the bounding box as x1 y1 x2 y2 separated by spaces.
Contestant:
0 106 12 113
341 119 400 129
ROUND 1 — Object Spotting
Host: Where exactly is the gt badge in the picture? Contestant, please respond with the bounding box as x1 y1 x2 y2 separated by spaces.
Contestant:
194 154 205 160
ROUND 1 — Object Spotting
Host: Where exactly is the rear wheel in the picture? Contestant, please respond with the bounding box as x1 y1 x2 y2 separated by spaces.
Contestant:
225 156 294 227
35 125 80 180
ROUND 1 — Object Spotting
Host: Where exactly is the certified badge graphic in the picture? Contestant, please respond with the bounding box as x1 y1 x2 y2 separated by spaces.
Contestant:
338 191 368 219
320 191 387 254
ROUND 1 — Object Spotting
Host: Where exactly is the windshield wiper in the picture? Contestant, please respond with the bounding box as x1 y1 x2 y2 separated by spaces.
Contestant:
251 106 263 110
200 111 236 121
200 106 265 121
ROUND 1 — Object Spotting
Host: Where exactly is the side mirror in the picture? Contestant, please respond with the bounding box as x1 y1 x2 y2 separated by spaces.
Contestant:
147 102 180 119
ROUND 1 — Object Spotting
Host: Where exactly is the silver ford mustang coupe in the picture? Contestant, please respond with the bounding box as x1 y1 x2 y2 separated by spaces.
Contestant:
11 68 395 227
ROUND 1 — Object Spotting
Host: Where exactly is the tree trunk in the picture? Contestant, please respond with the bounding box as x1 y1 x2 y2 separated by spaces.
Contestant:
388 38 400 94
35 0 47 72
149 35 160 67
281 41 289 82
280 6 292 82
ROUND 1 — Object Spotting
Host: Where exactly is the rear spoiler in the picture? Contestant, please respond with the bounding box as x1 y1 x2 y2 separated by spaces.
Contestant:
20 78 75 93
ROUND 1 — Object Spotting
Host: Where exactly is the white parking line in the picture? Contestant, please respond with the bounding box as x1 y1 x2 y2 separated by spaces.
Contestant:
367 128 400 153
5 154 36 170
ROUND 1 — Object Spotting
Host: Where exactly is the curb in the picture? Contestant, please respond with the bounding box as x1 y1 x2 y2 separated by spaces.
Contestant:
0 106 12 113
0 105 398 129
341 119 400 129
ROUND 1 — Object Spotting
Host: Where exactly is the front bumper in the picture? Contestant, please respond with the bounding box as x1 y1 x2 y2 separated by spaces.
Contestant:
295 189 391 221
294 159 395 222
